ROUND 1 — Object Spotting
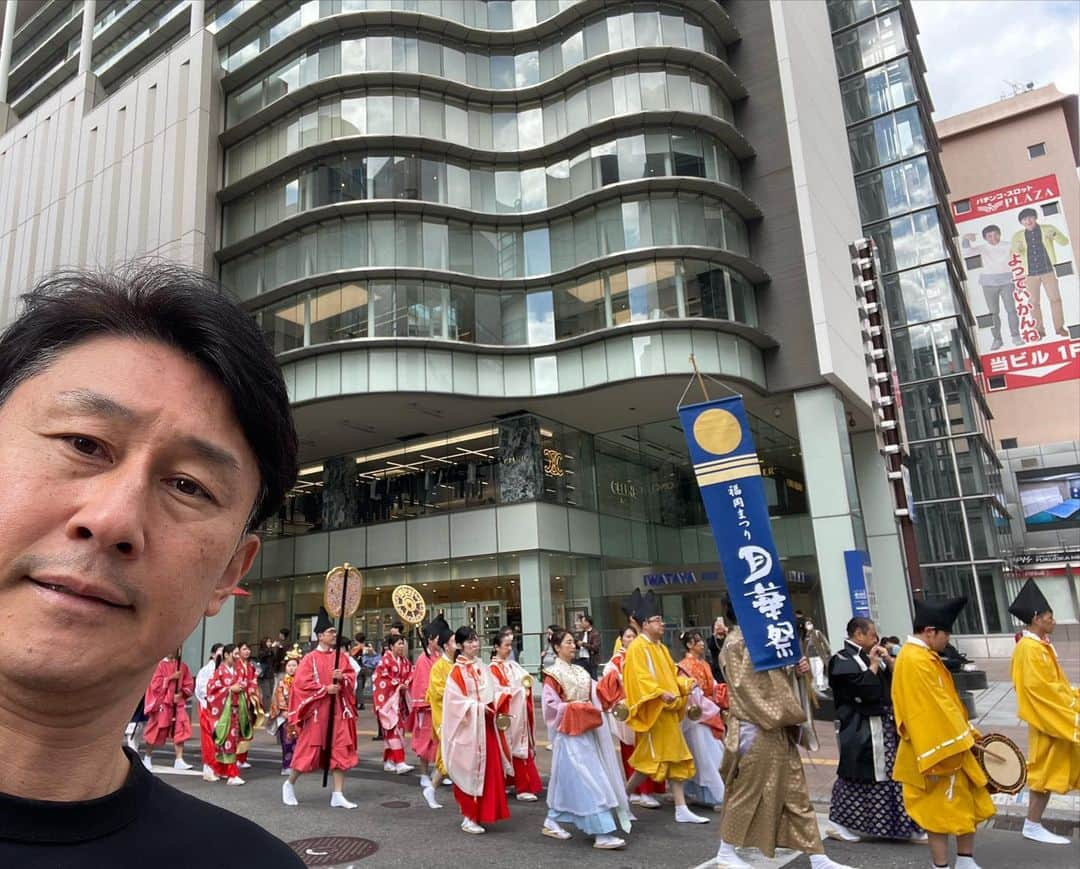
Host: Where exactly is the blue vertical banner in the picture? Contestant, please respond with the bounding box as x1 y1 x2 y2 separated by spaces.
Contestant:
844 550 873 618
679 395 801 671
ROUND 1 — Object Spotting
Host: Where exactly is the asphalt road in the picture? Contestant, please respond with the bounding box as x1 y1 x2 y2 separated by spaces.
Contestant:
155 744 1080 869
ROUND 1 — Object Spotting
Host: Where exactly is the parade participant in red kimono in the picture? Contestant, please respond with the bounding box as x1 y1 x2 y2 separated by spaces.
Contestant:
205 644 258 786
489 626 542 801
442 626 512 834
283 609 359 809
194 644 223 781
141 650 195 772
409 616 449 809
373 634 415 775
269 645 302 775
597 623 667 807
234 640 257 770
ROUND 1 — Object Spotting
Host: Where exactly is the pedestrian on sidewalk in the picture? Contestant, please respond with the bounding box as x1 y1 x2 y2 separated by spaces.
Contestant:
824 617 923 843
892 597 994 869
1008 580 1080 846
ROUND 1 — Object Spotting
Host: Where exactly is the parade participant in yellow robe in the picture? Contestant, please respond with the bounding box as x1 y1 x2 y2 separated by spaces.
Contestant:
892 597 994 869
424 615 456 779
621 590 709 824
1008 579 1079 845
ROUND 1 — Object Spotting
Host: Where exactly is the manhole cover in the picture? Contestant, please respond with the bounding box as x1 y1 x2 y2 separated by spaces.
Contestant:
380 800 410 808
289 836 378 866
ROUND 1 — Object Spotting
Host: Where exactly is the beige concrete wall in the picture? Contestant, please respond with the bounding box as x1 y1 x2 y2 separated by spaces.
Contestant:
939 101 1080 447
0 28 220 326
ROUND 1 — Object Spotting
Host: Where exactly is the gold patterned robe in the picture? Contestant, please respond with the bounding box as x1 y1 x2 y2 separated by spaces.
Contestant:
622 634 696 782
718 626 823 858
1011 631 1080 794
892 637 994 835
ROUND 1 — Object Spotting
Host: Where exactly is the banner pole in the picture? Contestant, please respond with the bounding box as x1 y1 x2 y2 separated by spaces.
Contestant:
689 354 710 402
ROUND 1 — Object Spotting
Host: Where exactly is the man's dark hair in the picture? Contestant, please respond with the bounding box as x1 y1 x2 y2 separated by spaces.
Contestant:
580 612 593 626
354 633 366 644
846 617 874 637
0 261 297 530
912 619 941 634
278 628 290 638
981 224 1001 239
1018 208 1038 222
389 621 405 634
209 642 224 656
222 643 237 655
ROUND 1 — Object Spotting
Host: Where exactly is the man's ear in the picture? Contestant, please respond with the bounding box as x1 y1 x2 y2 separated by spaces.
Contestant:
205 534 261 617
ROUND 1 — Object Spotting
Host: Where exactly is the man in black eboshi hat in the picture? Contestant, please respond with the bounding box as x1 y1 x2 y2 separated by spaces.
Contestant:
891 597 994 869
1009 579 1078 845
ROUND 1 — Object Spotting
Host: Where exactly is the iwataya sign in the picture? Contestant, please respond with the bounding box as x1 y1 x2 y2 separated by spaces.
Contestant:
954 173 1078 391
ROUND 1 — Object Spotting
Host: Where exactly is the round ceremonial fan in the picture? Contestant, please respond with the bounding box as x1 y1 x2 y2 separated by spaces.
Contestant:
324 563 363 618
391 584 427 627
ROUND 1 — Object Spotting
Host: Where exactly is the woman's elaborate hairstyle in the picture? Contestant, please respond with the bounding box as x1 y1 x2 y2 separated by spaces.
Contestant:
679 629 703 649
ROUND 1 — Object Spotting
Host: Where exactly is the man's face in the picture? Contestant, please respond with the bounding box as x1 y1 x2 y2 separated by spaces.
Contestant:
852 624 879 652
927 628 950 653
1021 215 1038 229
318 628 337 648
984 229 1001 245
642 615 664 640
0 336 262 694
1032 610 1056 635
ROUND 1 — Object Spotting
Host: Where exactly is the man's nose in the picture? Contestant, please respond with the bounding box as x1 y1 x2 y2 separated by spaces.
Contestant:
65 469 148 557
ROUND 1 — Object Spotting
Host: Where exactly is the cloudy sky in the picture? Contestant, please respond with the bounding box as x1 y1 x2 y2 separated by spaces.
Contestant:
911 0 1080 119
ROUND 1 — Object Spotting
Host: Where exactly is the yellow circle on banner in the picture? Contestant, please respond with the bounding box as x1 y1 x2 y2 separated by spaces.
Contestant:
693 408 742 455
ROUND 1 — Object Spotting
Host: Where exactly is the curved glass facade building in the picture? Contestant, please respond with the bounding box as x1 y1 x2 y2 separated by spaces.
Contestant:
1 0 940 660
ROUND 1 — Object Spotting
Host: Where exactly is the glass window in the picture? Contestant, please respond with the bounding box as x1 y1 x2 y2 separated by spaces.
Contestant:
617 133 647 181
549 217 575 273
444 45 466 82
685 262 729 320
474 229 499 277
588 78 615 121
639 71 667 110
666 72 692 111
574 208 598 264
501 291 527 345
526 290 555 344
566 85 589 132
520 166 547 211
516 50 540 87
367 95 393 133
446 102 468 142
419 39 442 75
672 131 705 176
635 10 661 46
596 201 624 256
448 220 473 273
341 38 365 73
341 218 368 268
370 217 396 266
542 94 566 143
261 295 306 354
650 194 678 245
490 54 515 89
447 162 471 209
518 106 543 149
475 289 502 343
469 108 493 149
368 35 392 70
420 94 444 137
370 282 398 336
584 18 610 56
423 218 449 269
341 96 365 136
592 139 619 187
678 196 706 247
644 131 670 176
495 171 521 213
562 30 584 68
524 227 551 275
555 276 606 338
448 284 475 342
472 168 496 213
546 158 571 205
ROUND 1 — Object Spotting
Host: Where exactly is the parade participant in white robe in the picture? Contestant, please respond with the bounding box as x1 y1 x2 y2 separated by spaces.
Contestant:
676 629 726 811
542 629 631 850
489 627 542 801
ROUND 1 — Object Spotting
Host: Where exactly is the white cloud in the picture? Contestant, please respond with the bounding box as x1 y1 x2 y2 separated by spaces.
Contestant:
910 0 1080 119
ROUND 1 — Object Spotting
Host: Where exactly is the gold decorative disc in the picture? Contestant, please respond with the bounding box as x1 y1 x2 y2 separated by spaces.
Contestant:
693 408 742 455
391 584 427 626
324 564 363 617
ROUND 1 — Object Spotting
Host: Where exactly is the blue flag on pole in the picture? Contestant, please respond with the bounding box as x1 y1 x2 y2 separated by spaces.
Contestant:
678 395 801 671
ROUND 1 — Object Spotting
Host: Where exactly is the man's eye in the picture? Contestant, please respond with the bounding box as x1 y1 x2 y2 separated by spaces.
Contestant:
68 436 102 456
172 478 210 499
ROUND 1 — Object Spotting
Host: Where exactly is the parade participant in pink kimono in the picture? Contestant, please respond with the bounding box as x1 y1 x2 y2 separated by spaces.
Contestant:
442 626 512 835
373 634 414 775
205 644 258 786
141 649 195 771
408 616 449 809
489 626 542 802
283 609 358 809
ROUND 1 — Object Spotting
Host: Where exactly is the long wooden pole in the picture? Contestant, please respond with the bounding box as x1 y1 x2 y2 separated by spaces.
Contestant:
322 567 350 788
689 354 710 402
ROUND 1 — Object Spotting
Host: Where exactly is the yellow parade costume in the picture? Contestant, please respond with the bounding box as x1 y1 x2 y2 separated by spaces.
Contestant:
892 637 995 835
622 633 695 782
1011 632 1080 794
426 653 453 777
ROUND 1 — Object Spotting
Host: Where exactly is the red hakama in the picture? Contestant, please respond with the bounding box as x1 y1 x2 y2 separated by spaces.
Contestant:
453 712 511 824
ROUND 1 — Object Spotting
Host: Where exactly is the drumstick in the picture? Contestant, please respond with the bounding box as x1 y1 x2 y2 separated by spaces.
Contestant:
972 743 1008 763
